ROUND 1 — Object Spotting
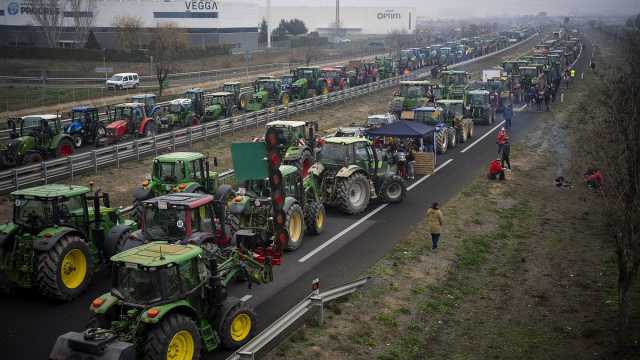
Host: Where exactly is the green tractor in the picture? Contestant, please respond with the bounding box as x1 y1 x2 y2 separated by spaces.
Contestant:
0 184 137 300
132 152 224 221
222 82 252 111
229 142 325 252
436 99 475 144
312 137 406 215
155 99 198 132
246 79 290 112
265 120 318 177
50 242 265 360
389 80 438 120
466 89 497 125
440 70 470 100
203 92 237 121
375 56 395 80
1 115 75 168
292 66 325 97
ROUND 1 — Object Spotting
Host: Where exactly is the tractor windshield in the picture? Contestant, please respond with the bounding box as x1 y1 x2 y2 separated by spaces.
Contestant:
257 81 276 92
414 111 441 125
113 264 162 304
222 84 237 93
13 197 55 229
114 107 133 120
143 207 187 243
469 94 487 106
210 96 225 105
154 161 185 183
318 143 349 165
321 70 339 80
400 86 424 98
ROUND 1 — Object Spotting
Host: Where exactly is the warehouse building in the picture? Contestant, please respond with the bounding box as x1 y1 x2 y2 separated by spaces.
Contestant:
0 0 260 49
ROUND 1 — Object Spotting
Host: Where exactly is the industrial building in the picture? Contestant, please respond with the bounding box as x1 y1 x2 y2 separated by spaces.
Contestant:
0 0 260 49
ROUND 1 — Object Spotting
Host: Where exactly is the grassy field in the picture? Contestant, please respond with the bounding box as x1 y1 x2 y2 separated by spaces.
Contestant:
262 35 633 359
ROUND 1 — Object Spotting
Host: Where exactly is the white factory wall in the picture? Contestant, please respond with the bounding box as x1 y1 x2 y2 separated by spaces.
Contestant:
261 6 416 34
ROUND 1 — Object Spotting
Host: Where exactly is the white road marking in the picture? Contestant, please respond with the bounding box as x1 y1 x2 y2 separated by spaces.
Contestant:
460 120 506 153
240 295 253 303
298 204 388 263
515 104 527 112
299 159 454 263
407 159 454 191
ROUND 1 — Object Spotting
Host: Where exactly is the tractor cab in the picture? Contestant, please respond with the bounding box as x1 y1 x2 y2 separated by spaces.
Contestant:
203 91 236 120
246 79 288 111
147 152 218 194
436 99 465 125
135 193 223 246
280 74 295 91
184 88 205 116
413 106 444 126
223 81 241 96
65 107 105 148
131 94 159 116
292 67 321 91
467 90 491 108
440 70 469 87
12 114 61 141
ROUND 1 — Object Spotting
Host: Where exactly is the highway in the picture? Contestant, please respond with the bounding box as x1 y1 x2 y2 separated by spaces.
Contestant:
0 32 589 360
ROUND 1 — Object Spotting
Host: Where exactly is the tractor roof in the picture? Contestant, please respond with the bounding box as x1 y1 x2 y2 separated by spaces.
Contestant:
468 89 490 95
324 136 371 145
210 91 234 96
11 184 89 198
267 120 306 127
131 94 156 99
321 67 339 71
111 242 201 267
414 106 443 112
442 70 468 74
257 79 280 83
22 114 59 121
185 88 204 93
296 66 319 70
224 81 241 85
519 66 538 70
279 165 299 176
436 99 464 105
400 80 432 86
72 106 98 112
155 152 205 162
143 193 214 208
116 103 144 108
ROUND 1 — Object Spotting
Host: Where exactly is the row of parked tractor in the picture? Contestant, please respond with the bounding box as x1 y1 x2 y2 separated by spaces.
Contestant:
0 28 537 172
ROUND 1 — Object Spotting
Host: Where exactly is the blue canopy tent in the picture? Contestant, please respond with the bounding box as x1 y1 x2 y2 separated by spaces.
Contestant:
366 120 438 167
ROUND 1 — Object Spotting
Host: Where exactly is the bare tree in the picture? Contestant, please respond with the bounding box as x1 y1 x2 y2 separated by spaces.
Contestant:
68 0 98 46
28 0 64 48
570 30 640 351
148 23 187 96
303 46 320 66
112 16 144 52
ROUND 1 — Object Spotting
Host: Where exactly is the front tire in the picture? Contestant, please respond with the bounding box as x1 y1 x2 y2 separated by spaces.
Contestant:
56 138 75 157
72 135 83 148
284 203 305 251
379 176 406 203
144 313 201 360
305 202 326 235
218 300 257 349
36 234 93 301
336 172 371 215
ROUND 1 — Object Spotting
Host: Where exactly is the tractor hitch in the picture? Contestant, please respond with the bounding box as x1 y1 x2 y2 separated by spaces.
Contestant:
50 330 135 360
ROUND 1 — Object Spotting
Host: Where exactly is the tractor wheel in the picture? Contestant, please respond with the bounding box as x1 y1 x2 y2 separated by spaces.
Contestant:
305 202 326 235
72 135 83 148
144 313 202 360
437 133 448 154
36 234 94 301
132 199 144 224
55 138 74 157
144 123 157 138
284 203 305 251
298 150 314 178
458 127 468 143
239 95 248 110
218 300 256 349
379 176 406 203
335 172 371 215
24 151 43 164
448 130 457 148
95 125 107 144
0 152 18 168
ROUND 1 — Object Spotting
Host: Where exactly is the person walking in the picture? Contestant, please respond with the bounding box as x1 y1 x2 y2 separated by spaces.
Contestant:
501 139 511 170
426 202 444 250
406 145 416 180
496 127 507 155
503 103 514 130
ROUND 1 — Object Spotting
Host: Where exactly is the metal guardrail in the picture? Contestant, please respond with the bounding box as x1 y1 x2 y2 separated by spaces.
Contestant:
0 35 536 194
227 277 370 360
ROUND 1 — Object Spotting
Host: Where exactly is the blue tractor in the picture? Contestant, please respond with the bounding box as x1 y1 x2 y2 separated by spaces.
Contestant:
131 93 161 119
64 106 107 148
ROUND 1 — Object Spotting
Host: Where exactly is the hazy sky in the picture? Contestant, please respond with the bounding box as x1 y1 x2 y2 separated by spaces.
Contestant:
266 0 640 18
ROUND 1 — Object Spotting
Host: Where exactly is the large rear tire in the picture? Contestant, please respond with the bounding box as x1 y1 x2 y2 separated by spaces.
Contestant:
55 138 74 157
144 313 201 360
284 203 305 251
36 234 94 301
336 172 370 215
305 202 326 235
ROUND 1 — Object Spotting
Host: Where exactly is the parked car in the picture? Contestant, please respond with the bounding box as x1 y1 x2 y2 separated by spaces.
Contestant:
106 72 139 90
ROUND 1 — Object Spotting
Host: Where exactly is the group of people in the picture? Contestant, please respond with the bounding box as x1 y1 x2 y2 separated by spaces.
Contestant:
380 139 419 180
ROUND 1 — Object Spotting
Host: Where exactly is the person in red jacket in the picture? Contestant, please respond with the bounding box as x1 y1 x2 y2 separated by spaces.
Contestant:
584 169 603 190
496 127 507 155
488 158 505 180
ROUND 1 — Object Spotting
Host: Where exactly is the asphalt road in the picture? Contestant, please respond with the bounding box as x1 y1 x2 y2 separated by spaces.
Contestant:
0 35 591 360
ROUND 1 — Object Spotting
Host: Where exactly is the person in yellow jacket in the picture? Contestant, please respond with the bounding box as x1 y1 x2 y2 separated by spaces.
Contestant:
426 202 444 250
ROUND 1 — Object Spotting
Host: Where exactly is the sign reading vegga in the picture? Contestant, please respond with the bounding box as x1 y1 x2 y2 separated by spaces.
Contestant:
185 0 218 11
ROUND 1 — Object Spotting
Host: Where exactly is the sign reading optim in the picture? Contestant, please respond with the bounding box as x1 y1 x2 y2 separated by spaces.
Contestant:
377 9 401 20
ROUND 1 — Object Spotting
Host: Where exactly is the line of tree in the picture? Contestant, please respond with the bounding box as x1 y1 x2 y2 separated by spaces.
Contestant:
28 0 98 48
271 18 308 41
570 28 640 354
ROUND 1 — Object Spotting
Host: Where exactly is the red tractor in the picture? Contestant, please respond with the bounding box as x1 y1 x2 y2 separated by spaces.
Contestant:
105 102 157 144
320 67 348 93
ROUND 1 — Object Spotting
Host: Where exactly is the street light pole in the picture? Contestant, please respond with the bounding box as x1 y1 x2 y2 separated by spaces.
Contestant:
267 0 271 48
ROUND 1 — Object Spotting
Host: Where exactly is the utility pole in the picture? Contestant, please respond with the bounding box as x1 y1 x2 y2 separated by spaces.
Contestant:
267 0 271 48
335 0 340 38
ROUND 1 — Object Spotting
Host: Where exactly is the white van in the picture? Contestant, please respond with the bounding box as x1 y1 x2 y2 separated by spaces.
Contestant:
106 73 139 90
